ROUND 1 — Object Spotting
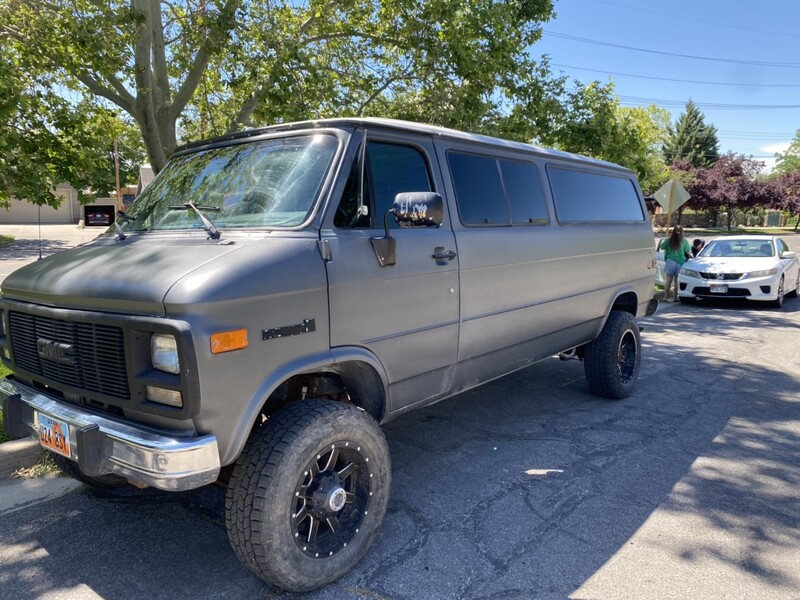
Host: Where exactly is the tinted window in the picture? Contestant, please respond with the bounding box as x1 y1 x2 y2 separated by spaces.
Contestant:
548 167 644 222
448 152 508 225
334 140 432 228
499 159 548 224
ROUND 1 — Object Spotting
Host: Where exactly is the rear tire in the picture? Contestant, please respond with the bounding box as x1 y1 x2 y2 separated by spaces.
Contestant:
52 454 128 490
787 274 800 298
225 400 391 592
584 311 641 400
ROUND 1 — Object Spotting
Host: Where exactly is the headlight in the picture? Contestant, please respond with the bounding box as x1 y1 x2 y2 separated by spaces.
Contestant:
151 333 180 374
747 268 778 278
680 268 700 278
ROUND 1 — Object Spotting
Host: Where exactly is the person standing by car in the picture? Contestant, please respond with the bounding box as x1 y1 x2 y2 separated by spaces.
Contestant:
659 225 691 301
691 238 706 257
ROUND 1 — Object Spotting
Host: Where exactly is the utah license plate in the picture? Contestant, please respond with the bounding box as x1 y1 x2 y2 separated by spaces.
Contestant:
710 283 728 294
36 413 71 458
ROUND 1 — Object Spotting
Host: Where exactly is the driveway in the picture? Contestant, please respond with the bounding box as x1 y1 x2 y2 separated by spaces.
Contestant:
0 297 798 599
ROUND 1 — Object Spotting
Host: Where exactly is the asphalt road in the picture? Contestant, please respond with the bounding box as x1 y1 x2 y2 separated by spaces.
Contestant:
1 294 798 599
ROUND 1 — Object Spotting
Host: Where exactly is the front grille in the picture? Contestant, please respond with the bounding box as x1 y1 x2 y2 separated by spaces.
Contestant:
8 312 130 400
699 272 742 280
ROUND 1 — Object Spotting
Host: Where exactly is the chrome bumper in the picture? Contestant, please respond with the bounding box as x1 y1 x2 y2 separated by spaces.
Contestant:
0 379 220 491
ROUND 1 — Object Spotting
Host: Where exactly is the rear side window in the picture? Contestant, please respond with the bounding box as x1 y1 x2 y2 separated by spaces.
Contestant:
548 167 644 222
499 159 548 224
448 152 548 226
448 152 508 225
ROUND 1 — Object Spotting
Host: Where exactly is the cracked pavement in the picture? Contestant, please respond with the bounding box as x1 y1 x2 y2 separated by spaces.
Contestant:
1 295 798 599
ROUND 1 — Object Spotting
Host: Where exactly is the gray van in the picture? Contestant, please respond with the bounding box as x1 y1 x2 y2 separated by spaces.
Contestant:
1 118 657 591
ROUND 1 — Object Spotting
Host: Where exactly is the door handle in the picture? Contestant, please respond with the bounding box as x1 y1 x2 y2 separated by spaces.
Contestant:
432 247 457 260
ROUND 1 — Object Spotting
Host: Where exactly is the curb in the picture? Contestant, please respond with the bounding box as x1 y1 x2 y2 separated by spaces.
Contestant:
0 437 42 479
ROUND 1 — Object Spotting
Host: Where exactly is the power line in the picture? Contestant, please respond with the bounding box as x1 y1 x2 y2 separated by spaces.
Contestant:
587 0 800 40
552 63 800 88
616 95 800 110
544 31 800 69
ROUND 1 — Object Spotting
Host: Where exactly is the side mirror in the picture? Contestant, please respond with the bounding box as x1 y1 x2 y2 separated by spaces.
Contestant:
370 192 444 268
781 251 796 259
392 192 443 228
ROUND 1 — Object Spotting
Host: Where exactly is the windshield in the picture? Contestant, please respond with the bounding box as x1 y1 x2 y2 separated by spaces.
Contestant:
700 239 774 258
122 134 339 232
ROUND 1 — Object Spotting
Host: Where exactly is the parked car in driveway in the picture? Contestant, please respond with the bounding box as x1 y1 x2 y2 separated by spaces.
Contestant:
677 235 800 307
85 211 111 226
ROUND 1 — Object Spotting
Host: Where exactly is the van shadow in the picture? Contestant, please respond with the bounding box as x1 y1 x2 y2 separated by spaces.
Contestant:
0 307 798 599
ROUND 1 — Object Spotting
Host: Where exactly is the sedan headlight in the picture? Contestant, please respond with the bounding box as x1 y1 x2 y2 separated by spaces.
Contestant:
151 333 180 374
680 267 701 278
747 268 778 278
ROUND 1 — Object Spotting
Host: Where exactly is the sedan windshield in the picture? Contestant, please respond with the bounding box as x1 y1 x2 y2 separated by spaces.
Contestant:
122 134 339 232
700 239 774 258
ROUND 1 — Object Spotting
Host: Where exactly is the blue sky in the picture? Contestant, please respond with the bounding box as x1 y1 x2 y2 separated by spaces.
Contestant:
534 0 800 171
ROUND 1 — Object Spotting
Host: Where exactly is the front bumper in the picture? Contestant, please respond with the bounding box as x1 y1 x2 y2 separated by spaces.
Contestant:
1 378 220 491
678 274 780 301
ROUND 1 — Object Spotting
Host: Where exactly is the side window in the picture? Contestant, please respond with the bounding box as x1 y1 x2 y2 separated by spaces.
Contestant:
779 239 789 255
448 152 509 225
548 166 644 222
499 159 548 224
334 140 433 228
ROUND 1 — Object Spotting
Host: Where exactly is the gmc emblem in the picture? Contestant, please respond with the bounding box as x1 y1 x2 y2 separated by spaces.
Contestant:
36 338 76 365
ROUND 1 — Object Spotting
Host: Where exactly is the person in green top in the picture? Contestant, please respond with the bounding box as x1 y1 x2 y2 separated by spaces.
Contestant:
659 225 691 302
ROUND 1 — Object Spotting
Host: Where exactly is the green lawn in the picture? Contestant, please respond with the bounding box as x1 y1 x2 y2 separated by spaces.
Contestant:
0 235 14 248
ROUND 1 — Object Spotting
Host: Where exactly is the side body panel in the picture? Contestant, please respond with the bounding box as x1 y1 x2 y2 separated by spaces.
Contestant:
433 138 655 395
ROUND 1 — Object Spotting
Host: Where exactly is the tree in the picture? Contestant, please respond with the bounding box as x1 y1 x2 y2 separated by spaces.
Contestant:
663 100 720 168
688 153 763 231
1 0 558 175
769 169 800 230
0 48 144 208
496 81 670 193
774 128 800 175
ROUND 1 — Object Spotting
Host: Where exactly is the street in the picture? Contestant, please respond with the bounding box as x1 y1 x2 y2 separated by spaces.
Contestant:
0 294 798 599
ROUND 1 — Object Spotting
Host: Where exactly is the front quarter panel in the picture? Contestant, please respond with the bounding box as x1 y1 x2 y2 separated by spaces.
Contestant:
163 235 331 466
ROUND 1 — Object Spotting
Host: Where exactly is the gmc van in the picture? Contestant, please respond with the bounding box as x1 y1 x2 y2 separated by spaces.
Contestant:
1 118 657 591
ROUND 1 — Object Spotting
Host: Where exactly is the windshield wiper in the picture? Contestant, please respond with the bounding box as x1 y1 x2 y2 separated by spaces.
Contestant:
112 210 136 241
168 202 222 240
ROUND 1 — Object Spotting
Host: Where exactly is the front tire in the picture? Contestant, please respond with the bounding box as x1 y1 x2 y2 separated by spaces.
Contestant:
768 277 785 308
584 311 641 400
225 400 391 593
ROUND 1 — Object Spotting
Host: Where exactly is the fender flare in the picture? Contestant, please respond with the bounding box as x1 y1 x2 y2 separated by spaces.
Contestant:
221 346 390 466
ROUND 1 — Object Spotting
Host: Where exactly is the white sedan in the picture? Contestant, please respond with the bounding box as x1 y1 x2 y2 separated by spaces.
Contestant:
677 235 800 308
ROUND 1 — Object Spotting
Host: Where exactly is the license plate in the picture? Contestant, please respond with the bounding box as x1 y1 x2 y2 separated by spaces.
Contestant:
36 413 71 458
710 283 728 294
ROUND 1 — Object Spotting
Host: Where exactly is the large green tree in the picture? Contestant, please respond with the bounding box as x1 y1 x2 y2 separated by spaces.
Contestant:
663 100 720 168
0 0 558 175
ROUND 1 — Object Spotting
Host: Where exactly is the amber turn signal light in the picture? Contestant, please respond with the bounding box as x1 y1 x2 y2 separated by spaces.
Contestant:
210 329 249 354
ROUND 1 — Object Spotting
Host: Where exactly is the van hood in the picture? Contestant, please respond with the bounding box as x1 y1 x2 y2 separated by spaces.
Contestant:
1 236 242 315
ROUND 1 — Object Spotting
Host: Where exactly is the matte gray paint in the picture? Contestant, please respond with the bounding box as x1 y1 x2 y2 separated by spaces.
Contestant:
0 117 657 478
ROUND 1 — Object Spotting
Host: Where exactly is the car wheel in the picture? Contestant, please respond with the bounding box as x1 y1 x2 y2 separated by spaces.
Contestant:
679 296 696 304
52 453 128 490
225 400 391 593
787 273 800 298
584 311 641 400
768 277 785 308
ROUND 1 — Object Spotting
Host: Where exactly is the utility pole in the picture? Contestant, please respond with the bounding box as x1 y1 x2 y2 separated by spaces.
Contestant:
114 139 122 211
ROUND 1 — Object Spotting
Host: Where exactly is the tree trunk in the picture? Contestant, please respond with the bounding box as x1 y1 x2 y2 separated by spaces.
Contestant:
726 205 733 231
794 213 799 232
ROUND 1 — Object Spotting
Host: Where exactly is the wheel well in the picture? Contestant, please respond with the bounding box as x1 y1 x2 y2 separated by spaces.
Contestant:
611 291 638 316
258 361 386 424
